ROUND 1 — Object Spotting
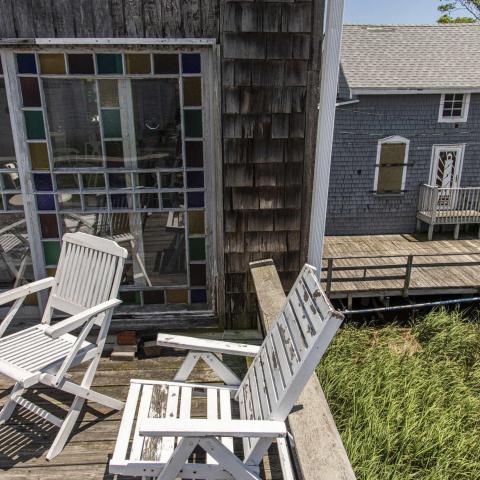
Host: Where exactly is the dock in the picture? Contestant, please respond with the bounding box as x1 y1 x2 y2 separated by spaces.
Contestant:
322 233 480 299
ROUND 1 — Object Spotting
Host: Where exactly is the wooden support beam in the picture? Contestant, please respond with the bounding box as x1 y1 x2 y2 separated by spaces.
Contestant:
249 259 356 480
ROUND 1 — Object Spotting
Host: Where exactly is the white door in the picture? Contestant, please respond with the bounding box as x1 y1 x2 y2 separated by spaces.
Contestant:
430 145 465 209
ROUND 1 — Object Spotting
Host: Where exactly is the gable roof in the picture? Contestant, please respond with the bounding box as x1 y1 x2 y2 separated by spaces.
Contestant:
341 24 480 94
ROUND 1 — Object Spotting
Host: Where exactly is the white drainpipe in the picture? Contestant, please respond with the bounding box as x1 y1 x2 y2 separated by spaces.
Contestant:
308 0 345 272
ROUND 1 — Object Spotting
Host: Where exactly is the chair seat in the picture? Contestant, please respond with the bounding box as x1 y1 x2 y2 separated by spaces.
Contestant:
0 325 95 385
110 379 259 479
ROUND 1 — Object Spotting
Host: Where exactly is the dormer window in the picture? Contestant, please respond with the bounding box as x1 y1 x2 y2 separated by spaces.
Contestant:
438 93 470 123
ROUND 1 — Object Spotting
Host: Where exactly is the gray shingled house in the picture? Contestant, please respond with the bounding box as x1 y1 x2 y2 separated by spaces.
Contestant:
327 24 480 240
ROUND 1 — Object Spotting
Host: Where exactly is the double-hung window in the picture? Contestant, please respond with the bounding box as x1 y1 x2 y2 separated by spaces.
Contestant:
374 136 410 194
438 93 470 123
0 45 219 315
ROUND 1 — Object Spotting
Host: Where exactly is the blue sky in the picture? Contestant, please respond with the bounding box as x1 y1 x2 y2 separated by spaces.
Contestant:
344 0 469 24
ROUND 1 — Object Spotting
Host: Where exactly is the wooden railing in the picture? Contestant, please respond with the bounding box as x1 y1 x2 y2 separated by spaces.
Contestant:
323 251 480 296
250 259 356 480
418 184 480 225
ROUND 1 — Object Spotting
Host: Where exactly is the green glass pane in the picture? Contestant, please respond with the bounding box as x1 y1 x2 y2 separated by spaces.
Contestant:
25 111 45 140
96 53 123 74
119 291 141 305
56 174 79 190
189 237 205 261
102 109 122 138
184 110 203 138
43 241 61 265
29 143 49 169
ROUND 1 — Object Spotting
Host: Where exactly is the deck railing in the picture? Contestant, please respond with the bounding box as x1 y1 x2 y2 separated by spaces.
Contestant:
323 251 480 297
418 184 480 225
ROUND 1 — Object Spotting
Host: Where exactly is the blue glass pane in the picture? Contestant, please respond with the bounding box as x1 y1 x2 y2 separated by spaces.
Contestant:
182 53 201 74
187 171 204 188
34 173 53 191
187 191 204 208
37 194 55 211
191 289 207 303
17 53 37 74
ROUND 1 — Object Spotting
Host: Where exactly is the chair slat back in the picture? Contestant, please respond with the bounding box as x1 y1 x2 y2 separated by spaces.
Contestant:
42 232 127 324
237 264 343 463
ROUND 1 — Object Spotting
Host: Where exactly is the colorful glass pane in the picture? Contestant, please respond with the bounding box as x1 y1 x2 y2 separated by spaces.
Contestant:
182 53 201 74
191 289 207 303
190 263 206 286
166 289 188 304
189 237 206 261
143 290 165 304
17 53 37 74
105 141 124 168
188 211 205 234
185 141 204 167
96 53 123 74
36 194 55 211
29 143 49 170
102 109 122 138
187 191 204 208
67 53 95 74
187 171 204 188
34 173 53 191
153 54 179 74
99 79 119 107
125 54 151 74
39 53 66 74
184 110 203 138
24 111 45 140
20 77 41 107
39 214 59 238
183 77 202 106
43 241 61 265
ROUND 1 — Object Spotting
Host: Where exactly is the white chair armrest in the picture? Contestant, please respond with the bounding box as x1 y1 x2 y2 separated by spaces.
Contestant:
156 333 260 357
139 418 287 438
45 298 122 338
0 277 55 306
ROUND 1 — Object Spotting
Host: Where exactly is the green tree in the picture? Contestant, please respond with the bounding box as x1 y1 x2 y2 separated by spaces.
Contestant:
438 1 480 23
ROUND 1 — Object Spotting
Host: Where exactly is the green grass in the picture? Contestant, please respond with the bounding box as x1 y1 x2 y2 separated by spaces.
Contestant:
316 308 480 480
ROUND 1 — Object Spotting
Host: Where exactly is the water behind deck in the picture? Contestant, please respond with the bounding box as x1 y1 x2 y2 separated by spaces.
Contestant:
0 351 283 480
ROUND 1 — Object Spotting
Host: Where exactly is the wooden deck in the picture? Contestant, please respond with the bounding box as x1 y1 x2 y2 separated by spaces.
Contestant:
322 233 480 299
0 347 284 480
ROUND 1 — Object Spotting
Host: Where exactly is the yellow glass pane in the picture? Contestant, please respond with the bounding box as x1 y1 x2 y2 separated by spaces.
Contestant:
188 211 205 234
166 289 188 304
46 267 57 277
183 77 202 106
125 54 151 74
29 143 49 170
39 53 66 74
99 79 119 107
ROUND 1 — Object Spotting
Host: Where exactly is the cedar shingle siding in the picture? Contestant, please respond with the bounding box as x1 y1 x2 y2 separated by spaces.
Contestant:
0 0 322 328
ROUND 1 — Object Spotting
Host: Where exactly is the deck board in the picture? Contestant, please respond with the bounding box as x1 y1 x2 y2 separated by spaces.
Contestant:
0 351 283 480
323 233 480 298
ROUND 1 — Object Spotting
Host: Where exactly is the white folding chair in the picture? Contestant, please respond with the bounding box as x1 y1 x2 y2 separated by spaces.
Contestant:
0 232 127 460
110 264 344 479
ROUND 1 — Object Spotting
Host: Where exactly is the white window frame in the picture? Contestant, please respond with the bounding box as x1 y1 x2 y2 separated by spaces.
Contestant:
429 144 465 188
438 93 471 123
373 135 410 194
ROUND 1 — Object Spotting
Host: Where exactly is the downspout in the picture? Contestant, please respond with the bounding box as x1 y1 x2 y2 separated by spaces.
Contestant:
308 0 345 271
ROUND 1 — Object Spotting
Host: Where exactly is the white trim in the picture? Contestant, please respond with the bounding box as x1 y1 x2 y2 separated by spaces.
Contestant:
438 93 470 123
335 99 359 107
373 136 410 194
429 144 466 188
0 38 217 46
350 87 480 95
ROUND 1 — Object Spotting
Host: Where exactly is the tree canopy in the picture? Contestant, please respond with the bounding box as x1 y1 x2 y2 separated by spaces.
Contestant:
437 0 480 23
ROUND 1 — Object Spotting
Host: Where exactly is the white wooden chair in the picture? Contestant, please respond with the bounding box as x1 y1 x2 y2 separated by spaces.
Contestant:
0 232 127 460
110 264 344 480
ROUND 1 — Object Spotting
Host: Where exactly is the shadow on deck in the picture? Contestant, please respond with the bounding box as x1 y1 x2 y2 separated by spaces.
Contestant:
0 350 283 480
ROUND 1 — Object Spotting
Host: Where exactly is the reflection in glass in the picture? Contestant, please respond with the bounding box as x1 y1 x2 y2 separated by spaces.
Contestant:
136 193 159 209
162 192 184 209
2 172 21 190
58 193 81 210
0 214 32 289
132 79 181 168
135 172 157 188
56 173 79 190
43 79 102 168
84 194 107 209
161 172 183 188
82 173 105 189
105 141 124 168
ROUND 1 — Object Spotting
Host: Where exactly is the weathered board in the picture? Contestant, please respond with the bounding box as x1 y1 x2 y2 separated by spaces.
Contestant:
0 0 323 329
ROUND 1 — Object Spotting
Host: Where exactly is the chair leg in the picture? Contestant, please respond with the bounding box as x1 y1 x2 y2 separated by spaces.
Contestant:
428 224 434 241
454 224 460 240
0 382 23 424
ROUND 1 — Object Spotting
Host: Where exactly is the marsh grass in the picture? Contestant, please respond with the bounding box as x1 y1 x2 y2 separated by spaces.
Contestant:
317 308 480 480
